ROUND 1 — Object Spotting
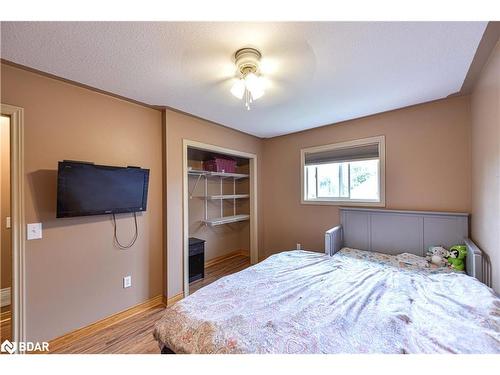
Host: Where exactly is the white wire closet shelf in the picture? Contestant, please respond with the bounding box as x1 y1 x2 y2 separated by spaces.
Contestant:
202 194 249 200
188 165 250 227
188 169 249 179
202 214 250 227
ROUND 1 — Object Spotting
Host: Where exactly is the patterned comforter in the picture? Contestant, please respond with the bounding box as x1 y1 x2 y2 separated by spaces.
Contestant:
153 249 500 354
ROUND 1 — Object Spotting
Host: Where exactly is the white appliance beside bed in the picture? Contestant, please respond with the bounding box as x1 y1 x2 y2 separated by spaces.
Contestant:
154 208 499 354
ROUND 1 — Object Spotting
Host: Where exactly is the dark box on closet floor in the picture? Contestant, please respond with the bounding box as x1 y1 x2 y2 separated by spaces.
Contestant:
189 237 205 282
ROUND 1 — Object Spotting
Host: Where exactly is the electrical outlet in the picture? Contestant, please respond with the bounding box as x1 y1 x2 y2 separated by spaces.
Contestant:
123 276 132 289
296 243 302 250
27 223 42 240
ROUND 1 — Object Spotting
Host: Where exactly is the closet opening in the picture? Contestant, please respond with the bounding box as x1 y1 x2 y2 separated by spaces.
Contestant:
182 140 258 297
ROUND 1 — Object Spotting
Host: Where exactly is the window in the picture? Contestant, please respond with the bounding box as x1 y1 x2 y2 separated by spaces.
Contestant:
301 136 385 206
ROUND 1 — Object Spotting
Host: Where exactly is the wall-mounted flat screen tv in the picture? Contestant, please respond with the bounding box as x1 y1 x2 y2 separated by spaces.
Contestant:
57 161 150 218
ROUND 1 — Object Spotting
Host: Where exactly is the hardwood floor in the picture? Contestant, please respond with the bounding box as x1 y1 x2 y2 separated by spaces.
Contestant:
190 254 250 294
0 308 11 345
49 254 251 354
50 305 166 354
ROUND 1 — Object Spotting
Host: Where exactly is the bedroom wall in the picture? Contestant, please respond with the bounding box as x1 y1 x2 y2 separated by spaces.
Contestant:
0 116 11 293
0 63 164 342
164 109 263 298
471 40 500 293
262 96 472 258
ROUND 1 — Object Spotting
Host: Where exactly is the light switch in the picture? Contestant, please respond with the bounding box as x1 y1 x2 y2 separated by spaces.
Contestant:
6 217 10 229
123 276 132 288
27 223 42 240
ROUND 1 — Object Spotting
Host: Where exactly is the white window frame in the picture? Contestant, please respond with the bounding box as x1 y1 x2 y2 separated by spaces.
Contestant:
300 136 386 206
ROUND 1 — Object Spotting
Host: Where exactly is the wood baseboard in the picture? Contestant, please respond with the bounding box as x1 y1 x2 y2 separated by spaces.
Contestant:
164 292 184 306
204 249 249 268
48 295 164 351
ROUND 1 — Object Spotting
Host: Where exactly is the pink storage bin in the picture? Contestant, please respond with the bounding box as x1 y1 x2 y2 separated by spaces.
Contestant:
203 157 237 173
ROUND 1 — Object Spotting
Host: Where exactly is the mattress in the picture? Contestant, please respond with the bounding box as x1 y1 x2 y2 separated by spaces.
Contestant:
153 248 500 354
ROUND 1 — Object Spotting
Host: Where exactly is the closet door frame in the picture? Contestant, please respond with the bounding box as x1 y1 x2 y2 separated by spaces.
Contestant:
182 139 258 298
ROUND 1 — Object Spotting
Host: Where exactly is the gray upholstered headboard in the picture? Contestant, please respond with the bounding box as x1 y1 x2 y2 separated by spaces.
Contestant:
325 208 487 284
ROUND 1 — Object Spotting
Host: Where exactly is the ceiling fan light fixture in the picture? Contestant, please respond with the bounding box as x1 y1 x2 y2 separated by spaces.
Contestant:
230 78 245 99
244 73 264 97
230 47 265 110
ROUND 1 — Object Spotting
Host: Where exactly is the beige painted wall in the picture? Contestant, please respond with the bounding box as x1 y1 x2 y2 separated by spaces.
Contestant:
0 116 11 292
471 40 500 293
1 64 164 342
262 96 472 257
165 110 263 298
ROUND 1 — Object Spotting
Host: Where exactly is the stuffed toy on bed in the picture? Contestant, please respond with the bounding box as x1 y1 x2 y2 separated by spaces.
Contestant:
426 246 449 266
447 245 467 271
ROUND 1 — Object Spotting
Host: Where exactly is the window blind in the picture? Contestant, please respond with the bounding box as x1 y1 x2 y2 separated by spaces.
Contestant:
304 143 379 165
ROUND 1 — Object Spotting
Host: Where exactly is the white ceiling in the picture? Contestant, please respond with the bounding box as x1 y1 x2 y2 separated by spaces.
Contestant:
0 22 487 138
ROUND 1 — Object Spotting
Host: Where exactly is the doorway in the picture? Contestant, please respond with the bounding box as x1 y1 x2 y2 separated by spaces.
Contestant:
0 104 25 352
182 140 258 297
0 115 12 344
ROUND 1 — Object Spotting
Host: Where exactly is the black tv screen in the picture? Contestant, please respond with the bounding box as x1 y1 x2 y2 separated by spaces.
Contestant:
56 161 149 218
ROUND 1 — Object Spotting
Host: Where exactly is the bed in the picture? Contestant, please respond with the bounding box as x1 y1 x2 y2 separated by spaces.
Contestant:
153 208 500 354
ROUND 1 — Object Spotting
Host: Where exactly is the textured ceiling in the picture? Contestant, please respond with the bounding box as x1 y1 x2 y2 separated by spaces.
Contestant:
0 22 487 137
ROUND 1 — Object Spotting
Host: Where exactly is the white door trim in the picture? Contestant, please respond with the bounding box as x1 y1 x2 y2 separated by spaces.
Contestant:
1 103 26 352
182 139 258 297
